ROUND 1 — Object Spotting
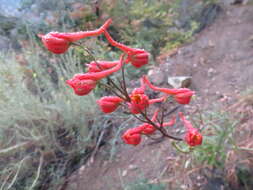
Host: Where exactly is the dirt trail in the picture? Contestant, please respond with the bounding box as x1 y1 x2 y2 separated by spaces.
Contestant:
65 4 253 190
161 4 253 106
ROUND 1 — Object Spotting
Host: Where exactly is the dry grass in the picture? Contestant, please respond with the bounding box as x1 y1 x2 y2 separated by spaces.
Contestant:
0 44 116 189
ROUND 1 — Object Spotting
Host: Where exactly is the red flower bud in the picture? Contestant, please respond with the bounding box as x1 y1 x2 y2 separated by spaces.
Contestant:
125 49 149 68
143 76 194 104
174 90 194 105
38 32 70 54
66 74 97 96
136 110 159 135
122 127 143 146
97 96 123 113
141 113 177 134
103 30 149 68
39 19 112 54
87 60 119 73
141 123 156 135
76 55 123 81
179 112 203 146
66 55 124 96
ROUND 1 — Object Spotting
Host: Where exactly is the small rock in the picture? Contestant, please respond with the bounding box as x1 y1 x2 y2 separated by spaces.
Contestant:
199 57 206 65
122 170 128 177
103 161 108 166
128 164 138 170
115 159 120 162
207 68 216 77
167 76 192 88
180 184 187 189
208 40 215 47
148 69 165 85
78 165 85 175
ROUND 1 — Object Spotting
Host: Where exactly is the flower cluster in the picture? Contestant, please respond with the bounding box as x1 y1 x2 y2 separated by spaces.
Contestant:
39 18 203 149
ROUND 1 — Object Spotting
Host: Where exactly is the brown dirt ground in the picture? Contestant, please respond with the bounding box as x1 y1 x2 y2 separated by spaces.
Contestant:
65 4 253 190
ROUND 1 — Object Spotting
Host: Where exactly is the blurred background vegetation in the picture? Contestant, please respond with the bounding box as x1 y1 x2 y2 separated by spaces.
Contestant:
0 0 236 189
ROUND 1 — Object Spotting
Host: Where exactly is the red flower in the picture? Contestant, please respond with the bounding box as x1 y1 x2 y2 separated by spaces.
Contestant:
38 19 112 54
67 55 124 95
127 79 165 114
184 128 203 147
128 88 149 114
97 96 123 113
179 112 202 146
122 127 143 146
143 76 194 105
103 30 149 68
87 60 119 73
66 74 97 96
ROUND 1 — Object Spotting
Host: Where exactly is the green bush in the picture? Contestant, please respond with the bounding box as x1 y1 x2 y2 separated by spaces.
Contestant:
0 43 113 189
192 111 237 168
102 0 196 61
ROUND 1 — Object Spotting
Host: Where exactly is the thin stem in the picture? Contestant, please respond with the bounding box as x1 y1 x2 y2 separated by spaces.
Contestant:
140 110 182 141
119 79 125 92
121 61 131 101
130 112 147 123
171 141 192 153
0 171 13 190
7 156 30 189
29 154 43 190
108 77 126 96
164 105 181 117
160 107 165 127
99 82 126 100
144 134 164 141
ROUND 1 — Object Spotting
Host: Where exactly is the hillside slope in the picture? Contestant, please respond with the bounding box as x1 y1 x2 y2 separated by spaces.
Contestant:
65 4 253 190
